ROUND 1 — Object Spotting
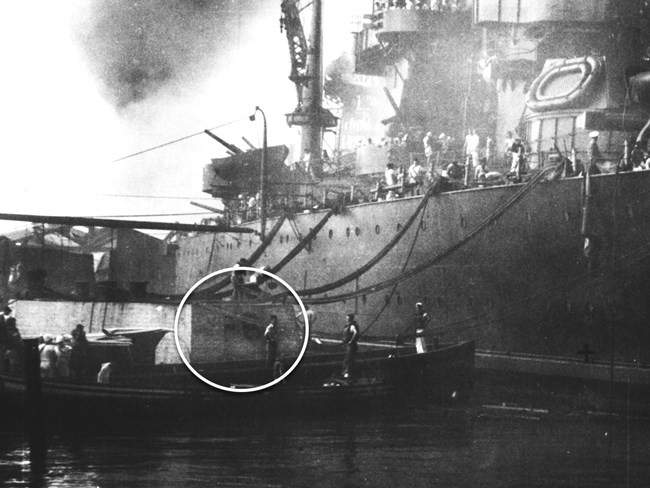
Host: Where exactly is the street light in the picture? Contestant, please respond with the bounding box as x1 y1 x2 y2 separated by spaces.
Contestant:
250 106 267 240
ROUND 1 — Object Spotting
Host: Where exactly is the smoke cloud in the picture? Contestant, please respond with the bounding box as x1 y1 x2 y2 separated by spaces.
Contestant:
75 0 250 108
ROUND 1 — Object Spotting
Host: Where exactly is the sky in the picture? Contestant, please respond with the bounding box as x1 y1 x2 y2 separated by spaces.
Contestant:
0 0 367 235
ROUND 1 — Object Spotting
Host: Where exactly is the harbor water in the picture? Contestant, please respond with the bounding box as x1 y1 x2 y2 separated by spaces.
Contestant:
1 395 649 488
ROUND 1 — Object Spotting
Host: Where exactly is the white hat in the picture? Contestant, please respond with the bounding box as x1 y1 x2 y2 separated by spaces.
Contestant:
589 131 599 138
55 335 64 344
42 333 55 343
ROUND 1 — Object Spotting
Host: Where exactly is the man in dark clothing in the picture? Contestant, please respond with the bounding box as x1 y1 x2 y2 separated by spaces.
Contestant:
1 307 21 373
0 309 7 374
70 323 90 381
264 315 279 369
342 314 359 379
446 160 463 180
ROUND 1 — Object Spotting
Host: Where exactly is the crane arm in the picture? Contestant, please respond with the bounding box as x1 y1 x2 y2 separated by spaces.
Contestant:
281 0 308 104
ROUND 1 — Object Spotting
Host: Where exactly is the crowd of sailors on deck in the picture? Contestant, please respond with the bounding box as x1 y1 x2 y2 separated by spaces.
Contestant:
376 125 650 201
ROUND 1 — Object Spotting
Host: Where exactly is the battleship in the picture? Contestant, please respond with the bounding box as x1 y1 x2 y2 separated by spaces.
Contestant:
2 0 650 388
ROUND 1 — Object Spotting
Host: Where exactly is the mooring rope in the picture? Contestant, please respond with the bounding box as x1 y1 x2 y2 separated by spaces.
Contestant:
300 163 561 305
269 178 442 301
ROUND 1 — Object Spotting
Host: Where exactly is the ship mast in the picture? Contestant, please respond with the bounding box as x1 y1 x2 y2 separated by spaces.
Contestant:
282 0 337 178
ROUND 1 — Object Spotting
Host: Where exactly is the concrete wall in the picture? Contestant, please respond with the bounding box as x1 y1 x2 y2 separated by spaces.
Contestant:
12 299 186 364
189 302 304 363
11 299 305 366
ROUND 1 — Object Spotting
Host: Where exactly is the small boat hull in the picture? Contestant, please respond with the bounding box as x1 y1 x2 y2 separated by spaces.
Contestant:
0 341 475 417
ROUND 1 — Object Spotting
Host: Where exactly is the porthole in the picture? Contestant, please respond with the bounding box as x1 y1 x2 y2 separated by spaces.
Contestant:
564 210 570 222
346 227 351 237
419 220 426 231
396 223 402 232
237 241 241 248
460 216 467 228
526 212 532 223
362 294 367 305
396 292 402 305
280 235 284 244
375 225 381 235
286 234 290 243
328 229 333 239
384 295 390 305
355 227 361 236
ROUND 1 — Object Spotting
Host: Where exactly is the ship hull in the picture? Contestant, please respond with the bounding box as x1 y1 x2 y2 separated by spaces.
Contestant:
165 170 650 368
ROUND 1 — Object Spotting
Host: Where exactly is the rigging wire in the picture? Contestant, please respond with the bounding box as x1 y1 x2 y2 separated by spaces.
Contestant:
417 228 650 339
293 164 558 305
92 211 214 219
362 188 430 336
109 117 248 163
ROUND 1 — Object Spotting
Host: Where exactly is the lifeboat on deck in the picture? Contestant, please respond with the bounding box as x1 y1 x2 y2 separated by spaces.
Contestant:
526 56 604 112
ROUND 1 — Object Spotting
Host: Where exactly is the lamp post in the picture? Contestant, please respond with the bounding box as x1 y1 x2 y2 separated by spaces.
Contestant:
250 106 267 239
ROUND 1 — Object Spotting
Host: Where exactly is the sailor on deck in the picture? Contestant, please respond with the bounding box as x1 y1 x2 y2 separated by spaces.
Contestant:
385 163 398 186
264 315 279 369
413 302 430 353
423 131 434 166
408 158 425 189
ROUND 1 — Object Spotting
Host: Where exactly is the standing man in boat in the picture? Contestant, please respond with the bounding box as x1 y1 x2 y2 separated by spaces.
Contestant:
2 308 23 374
264 315 279 370
342 313 359 379
0 306 9 373
70 323 90 381
413 302 430 353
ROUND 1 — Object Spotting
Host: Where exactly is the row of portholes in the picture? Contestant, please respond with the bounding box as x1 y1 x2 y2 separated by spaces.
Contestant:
324 222 425 239
279 234 292 244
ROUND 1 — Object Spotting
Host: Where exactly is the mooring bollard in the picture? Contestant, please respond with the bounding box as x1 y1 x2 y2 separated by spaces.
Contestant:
23 337 47 475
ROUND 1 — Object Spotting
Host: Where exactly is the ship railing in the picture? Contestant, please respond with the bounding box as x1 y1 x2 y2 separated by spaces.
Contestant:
531 149 624 175
374 0 471 15
371 179 425 201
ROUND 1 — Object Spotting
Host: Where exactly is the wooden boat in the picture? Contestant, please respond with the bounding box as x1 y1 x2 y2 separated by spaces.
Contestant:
0 328 475 416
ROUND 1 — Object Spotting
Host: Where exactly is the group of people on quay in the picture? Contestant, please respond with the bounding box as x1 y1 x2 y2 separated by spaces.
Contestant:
1 315 102 382
38 323 91 381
